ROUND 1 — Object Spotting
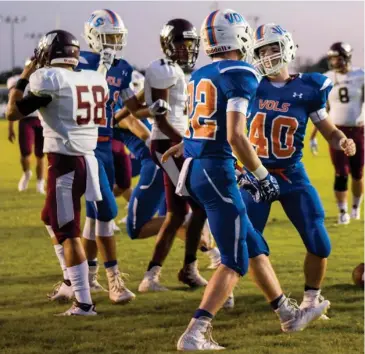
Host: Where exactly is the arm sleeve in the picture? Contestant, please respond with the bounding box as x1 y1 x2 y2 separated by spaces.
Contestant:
219 69 260 102
145 61 178 89
29 69 59 98
16 92 52 116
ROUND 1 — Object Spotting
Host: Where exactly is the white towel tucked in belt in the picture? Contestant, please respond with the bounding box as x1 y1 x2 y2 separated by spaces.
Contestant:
176 157 192 197
84 154 102 202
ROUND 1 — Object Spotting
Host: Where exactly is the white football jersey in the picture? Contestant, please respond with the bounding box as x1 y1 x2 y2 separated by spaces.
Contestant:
324 68 364 126
145 58 188 140
7 75 37 118
29 67 109 155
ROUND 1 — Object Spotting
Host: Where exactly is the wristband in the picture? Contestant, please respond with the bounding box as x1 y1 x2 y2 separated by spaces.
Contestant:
15 79 29 92
252 165 269 180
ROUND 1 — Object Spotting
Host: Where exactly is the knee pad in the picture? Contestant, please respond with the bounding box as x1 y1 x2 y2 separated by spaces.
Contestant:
334 175 348 192
96 220 114 237
306 219 331 258
83 217 96 241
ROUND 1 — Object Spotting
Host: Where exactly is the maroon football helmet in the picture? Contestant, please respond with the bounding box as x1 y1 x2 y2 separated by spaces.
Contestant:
160 19 200 70
35 30 80 68
327 42 352 72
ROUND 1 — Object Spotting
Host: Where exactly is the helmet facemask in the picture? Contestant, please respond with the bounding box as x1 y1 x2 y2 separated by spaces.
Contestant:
170 38 200 70
253 41 286 76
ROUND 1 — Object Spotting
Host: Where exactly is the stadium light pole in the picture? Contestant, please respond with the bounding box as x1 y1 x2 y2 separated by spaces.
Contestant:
1 16 27 70
25 32 43 48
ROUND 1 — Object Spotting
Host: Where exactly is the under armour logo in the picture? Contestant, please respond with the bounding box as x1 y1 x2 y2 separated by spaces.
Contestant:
293 92 303 99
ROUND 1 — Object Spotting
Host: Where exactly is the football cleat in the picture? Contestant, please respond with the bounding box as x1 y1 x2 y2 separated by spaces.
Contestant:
338 212 350 225
107 270 136 304
18 170 32 192
222 292 234 309
112 220 121 232
36 179 46 195
138 266 169 292
351 208 361 220
88 265 107 293
178 261 208 288
205 248 221 270
56 301 97 316
118 215 128 224
47 280 74 303
277 297 330 332
299 291 330 320
177 317 225 351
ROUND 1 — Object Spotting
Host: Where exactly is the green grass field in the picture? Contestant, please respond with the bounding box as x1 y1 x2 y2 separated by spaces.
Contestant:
0 120 363 354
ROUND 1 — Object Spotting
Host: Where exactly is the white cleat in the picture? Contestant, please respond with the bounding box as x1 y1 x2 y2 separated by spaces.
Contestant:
89 265 107 293
18 170 32 192
107 270 136 304
178 261 208 288
205 248 221 270
36 179 46 195
277 297 330 332
177 317 225 351
112 220 121 232
351 208 361 220
338 212 350 225
56 301 97 316
118 215 128 224
222 292 234 309
138 266 169 292
300 291 330 320
47 280 74 303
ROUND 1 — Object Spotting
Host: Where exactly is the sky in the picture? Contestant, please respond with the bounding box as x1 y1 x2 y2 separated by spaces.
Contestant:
0 1 363 71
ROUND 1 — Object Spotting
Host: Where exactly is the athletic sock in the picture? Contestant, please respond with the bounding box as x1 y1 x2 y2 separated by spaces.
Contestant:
147 261 162 271
270 294 285 310
67 260 92 305
193 308 214 320
337 201 348 214
353 195 363 210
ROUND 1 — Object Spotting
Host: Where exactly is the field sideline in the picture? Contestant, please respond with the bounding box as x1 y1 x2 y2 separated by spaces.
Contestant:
0 119 363 354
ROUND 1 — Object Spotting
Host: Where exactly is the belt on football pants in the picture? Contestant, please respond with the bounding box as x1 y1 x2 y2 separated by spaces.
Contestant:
97 136 111 143
267 168 292 184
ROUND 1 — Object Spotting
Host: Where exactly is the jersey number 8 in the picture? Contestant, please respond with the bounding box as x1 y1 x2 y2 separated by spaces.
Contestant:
76 86 108 126
186 80 218 140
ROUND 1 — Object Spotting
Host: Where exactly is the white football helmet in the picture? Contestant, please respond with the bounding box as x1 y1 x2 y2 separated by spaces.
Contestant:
84 9 128 53
130 70 145 94
252 23 297 76
200 9 253 61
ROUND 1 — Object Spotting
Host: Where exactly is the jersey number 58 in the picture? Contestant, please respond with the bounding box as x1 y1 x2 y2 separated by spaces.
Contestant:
76 85 108 126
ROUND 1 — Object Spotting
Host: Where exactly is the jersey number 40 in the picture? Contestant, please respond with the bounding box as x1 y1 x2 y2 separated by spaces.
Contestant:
76 85 108 126
185 80 218 140
249 112 299 159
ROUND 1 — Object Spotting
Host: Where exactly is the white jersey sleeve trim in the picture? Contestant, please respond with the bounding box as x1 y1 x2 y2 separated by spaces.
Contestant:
320 77 332 91
120 87 135 102
309 107 328 124
219 66 260 81
227 97 249 115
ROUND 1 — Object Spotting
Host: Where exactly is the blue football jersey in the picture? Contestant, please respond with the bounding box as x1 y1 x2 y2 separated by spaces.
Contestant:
184 60 260 160
77 51 133 137
248 73 333 168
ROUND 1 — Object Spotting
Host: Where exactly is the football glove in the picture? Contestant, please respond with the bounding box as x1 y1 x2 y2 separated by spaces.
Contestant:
258 174 280 202
236 171 261 203
148 99 171 116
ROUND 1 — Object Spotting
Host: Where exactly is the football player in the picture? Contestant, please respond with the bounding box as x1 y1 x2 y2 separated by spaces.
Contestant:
6 30 108 315
163 11 331 350
47 9 168 304
240 24 355 321
120 18 209 292
309 42 364 224
7 71 45 194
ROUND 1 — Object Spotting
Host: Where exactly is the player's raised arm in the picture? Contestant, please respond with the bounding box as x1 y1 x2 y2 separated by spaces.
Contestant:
6 59 52 121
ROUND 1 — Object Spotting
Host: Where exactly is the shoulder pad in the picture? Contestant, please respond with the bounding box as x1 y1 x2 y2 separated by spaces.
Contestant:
300 72 332 91
146 59 179 89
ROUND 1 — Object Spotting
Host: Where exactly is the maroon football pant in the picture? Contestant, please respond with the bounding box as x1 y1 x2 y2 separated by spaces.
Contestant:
41 153 86 244
18 117 44 158
330 126 364 180
112 139 132 189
